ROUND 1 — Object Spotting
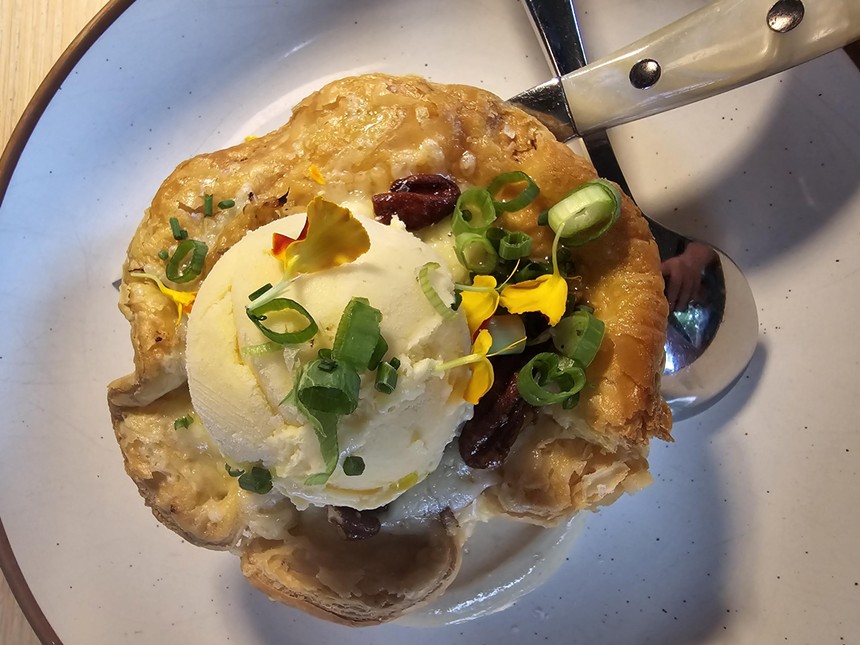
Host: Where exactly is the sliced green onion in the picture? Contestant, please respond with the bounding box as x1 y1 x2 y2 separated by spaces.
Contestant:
297 358 360 415
240 341 281 357
452 188 496 235
454 233 498 274
537 210 549 226
285 369 340 486
217 198 235 209
169 217 188 241
548 179 621 245
513 261 553 282
552 309 605 367
389 356 401 370
246 297 317 344
487 171 540 212
375 360 399 394
248 283 273 301
237 466 273 494
417 262 458 320
173 415 193 429
485 227 506 249
225 464 244 477
165 239 207 283
157 249 169 261
333 297 382 371
498 231 533 260
517 352 586 407
203 193 214 217
342 456 366 476
486 315 526 355
451 290 462 312
318 348 333 361
368 335 389 371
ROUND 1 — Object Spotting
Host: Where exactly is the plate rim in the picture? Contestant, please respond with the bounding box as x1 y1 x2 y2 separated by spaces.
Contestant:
0 3 135 643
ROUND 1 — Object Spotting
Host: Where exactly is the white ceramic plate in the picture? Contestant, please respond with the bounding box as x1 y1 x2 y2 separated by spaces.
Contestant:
2 1 859 643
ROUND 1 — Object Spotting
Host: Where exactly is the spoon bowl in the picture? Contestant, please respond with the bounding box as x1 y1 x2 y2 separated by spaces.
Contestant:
522 0 759 419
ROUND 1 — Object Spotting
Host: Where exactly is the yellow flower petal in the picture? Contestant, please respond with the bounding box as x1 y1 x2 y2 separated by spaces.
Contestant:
277 196 370 276
499 273 568 326
460 275 500 335
464 330 494 404
130 272 196 325
306 164 327 185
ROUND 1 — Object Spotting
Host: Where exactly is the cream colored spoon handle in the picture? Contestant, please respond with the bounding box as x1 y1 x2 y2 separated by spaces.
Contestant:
563 0 860 135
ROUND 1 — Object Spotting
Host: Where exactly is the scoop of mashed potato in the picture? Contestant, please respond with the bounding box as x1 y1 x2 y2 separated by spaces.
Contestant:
186 210 472 510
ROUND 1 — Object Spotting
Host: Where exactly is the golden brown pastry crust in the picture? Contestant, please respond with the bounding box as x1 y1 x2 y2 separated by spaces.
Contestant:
108 73 671 624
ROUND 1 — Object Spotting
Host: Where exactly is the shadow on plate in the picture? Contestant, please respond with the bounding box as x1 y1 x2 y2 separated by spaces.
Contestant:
225 344 766 644
652 56 860 271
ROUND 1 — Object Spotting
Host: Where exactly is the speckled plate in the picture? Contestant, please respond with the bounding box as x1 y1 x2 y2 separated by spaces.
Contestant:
1 1 860 643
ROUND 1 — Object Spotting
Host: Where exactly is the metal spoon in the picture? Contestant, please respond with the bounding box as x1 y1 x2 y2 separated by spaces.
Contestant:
522 0 759 421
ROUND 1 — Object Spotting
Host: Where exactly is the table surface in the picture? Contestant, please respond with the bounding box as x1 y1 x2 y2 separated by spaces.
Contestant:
0 2 858 644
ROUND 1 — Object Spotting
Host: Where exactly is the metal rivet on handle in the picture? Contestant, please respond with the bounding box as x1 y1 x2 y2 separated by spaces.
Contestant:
767 0 804 33
629 59 661 89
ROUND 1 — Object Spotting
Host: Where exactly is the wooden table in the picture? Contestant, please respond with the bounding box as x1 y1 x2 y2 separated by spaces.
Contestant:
0 2 858 643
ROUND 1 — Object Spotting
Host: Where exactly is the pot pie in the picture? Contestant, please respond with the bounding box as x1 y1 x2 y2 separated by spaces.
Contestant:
107 74 671 626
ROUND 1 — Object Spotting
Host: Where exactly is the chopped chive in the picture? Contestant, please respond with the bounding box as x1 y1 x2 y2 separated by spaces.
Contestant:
157 249 169 261
173 415 193 429
203 193 214 217
237 466 273 494
165 239 208 283
217 199 235 209
389 357 401 370
169 216 188 240
248 283 273 301
225 464 244 477
342 456 365 476
375 360 399 394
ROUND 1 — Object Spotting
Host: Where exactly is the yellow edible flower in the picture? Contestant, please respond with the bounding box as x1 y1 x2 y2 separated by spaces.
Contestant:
464 330 494 405
272 196 370 277
130 271 196 325
459 275 500 336
498 231 568 326
499 273 567 326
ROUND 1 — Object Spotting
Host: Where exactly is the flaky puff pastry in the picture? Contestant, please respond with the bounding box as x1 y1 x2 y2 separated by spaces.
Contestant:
108 74 671 624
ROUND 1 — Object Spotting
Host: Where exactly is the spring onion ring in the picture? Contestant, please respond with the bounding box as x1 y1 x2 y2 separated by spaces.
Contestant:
165 239 207 283
451 188 496 235
547 179 621 245
246 297 318 344
455 233 499 274
417 262 458 320
487 171 540 213
552 309 605 367
517 352 587 407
